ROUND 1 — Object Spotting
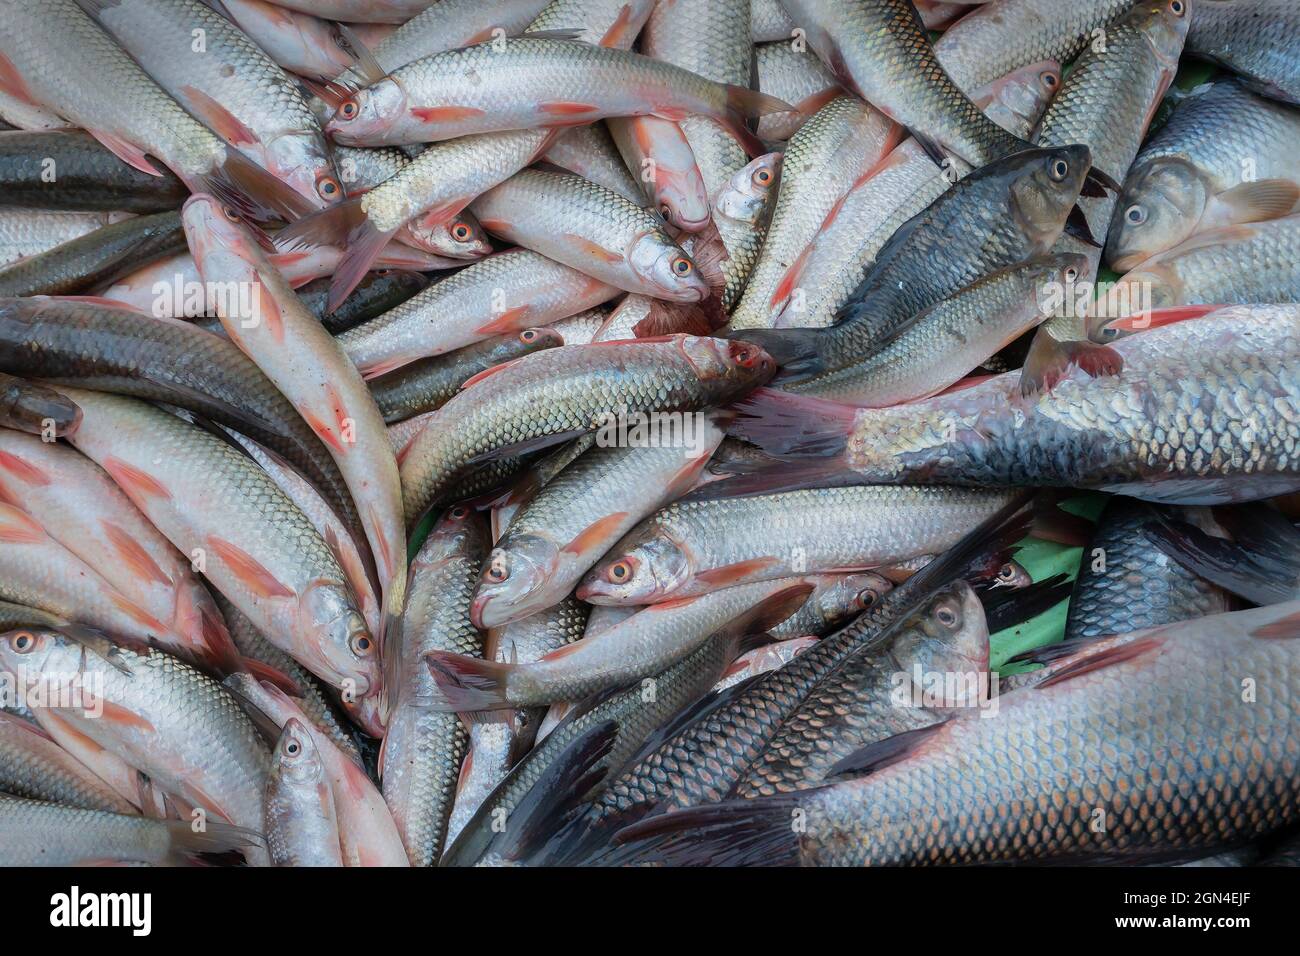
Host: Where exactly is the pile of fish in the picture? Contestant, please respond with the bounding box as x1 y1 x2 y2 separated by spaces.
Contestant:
0 0 1298 868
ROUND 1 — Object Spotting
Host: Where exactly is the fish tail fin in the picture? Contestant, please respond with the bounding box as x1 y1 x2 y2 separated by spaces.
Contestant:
424 650 514 711
979 573 1071 633
164 818 264 865
275 198 392 311
611 795 804 867
724 386 856 461
721 85 789 157
1019 326 1123 396
191 147 316 225
725 327 827 381
184 585 242 675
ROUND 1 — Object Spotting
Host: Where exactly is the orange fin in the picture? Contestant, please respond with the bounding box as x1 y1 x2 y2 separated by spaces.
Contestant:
207 535 296 599
539 101 600 117
108 592 169 634
1252 609 1300 640
694 556 781 588
180 85 258 146
562 512 630 556
0 449 51 486
409 105 485 123
102 521 173 588
1036 635 1165 689
86 129 164 177
240 658 303 696
99 701 157 734
0 503 44 543
251 271 285 343
564 234 623 264
102 457 172 503
460 357 527 391
473 305 532 335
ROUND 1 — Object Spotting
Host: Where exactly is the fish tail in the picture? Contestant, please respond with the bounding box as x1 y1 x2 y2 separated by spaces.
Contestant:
274 197 393 312
163 818 264 866
192 147 316 225
1019 326 1123 396
720 85 789 157
610 795 804 867
724 386 856 461
424 650 514 711
725 327 828 382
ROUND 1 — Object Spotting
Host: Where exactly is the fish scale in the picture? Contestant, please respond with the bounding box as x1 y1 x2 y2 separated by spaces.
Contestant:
0 210 131 268
0 712 137 814
1187 0 1300 105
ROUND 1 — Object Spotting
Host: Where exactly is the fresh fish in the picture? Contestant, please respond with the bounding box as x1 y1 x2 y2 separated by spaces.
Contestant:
257 0 434 22
779 255 1089 407
0 88 72 131
338 248 617 379
470 170 709 302
1061 497 1230 643
726 96 900 330
370 328 564 424
615 597 1300 865
712 635 819 690
277 128 554 310
426 578 815 710
526 0 657 47
750 0 795 42
0 209 134 268
767 61 1062 330
735 145 1096 393
1187 0 1300 105
0 431 238 671
0 210 185 297
265 718 343 866
82 0 342 210
779 0 1028 166
0 794 259 866
471 422 725 628
400 335 775 524
580 486 1016 605
301 269 429 336
0 295 356 533
0 372 82 437
541 124 646 204
402 211 492 261
333 144 410 196
210 0 357 80
754 42 839 141
56 387 381 719
381 506 487 866
0 129 187 212
0 711 136 813
325 37 786 150
226 673 409 866
1091 217 1300 339
0 628 271 865
0 0 310 220
183 194 407 638
768 572 895 641
732 580 989 798
1107 80 1300 272
731 306 1300 505
608 117 710 232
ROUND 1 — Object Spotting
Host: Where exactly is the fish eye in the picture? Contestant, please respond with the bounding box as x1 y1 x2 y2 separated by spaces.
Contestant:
998 563 1017 582
451 221 472 242
8 630 35 653
608 560 633 583
1064 266 1079 282
935 602 959 628
1041 71 1059 89
520 329 537 343
285 740 301 756
857 589 878 609
222 205 242 222
316 176 341 200
659 202 673 219
338 99 359 121
1170 0 1185 15
1102 325 1119 339
486 556 509 582
350 633 374 656
671 256 693 277
1049 158 1070 182
753 166 773 186
448 505 468 519
1125 204 1148 225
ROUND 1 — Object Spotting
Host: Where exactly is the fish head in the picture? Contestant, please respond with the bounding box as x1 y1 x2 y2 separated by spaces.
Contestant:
815 572 895 630
1106 161 1207 273
471 534 561 630
182 194 264 274
265 131 345 209
627 231 710 302
577 529 692 605
0 627 65 681
714 152 783 227
981 60 1061 135
405 211 494 259
271 717 327 786
1132 0 1193 66
897 581 990 707
297 579 379 698
327 79 408 145
1086 265 1183 341
991 560 1033 590
676 336 778 401
1009 144 1094 249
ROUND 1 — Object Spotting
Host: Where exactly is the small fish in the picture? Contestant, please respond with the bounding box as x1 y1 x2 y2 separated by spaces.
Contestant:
265 718 343 867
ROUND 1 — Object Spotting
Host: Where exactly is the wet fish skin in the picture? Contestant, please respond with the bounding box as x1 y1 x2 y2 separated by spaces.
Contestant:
382 506 487 866
339 249 618 379
57 387 379 707
472 424 724 628
769 572 895 641
0 710 136 814
211 0 357 80
1107 79 1300 273
1092 217 1300 340
0 372 81 438
0 209 135 269
526 0 657 47
265 718 343 867
470 170 710 302
1187 0 1300 105
0 129 187 212
580 486 1018 605
617 599 1300 866
0 211 185 298
608 116 711 233
0 794 259 866
0 628 271 865
399 335 776 526
734 581 988 798
259 0 436 23
779 0 1027 167
0 295 355 532
754 41 838 141
371 328 564 424
542 124 646 204
300 270 429 336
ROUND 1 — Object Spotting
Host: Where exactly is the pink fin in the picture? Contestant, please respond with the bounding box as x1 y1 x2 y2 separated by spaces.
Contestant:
460 357 527 391
207 535 296 599
423 651 512 710
0 503 44 543
99 701 157 734
0 449 51 486
102 457 172 503
565 234 623 264
694 556 781 588
180 85 258 146
473 305 532 335
102 521 172 588
410 105 485 123
563 512 630 556
86 129 164 177
1036 636 1165 689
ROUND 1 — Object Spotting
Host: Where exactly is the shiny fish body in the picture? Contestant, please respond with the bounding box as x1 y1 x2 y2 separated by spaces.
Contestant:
0 209 133 269
0 711 136 814
754 42 839 141
541 124 646 203
1187 0 1300 105
768 573 895 641
265 719 343 867
0 129 186 212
